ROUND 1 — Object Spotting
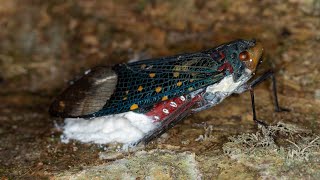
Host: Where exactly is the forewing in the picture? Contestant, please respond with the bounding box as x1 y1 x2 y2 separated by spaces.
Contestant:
89 52 226 117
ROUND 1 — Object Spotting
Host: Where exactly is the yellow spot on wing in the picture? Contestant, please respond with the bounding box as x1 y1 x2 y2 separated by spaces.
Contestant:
177 81 182 86
191 73 196 76
149 73 156 78
123 97 127 100
188 87 194 91
137 86 143 91
162 96 168 101
130 104 139 110
190 79 194 82
173 72 179 77
155 87 162 93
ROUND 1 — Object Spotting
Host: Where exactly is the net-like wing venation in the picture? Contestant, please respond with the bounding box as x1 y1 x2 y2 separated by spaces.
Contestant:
85 52 226 117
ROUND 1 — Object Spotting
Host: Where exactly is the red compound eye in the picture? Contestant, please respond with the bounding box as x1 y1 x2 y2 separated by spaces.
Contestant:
239 51 250 61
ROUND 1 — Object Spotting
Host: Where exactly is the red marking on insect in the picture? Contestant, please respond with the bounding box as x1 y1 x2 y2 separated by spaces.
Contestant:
218 62 233 73
146 96 186 122
211 51 225 62
146 94 204 123
219 51 225 60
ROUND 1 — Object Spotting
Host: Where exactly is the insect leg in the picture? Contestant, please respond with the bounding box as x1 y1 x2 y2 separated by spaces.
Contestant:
248 70 289 126
249 88 268 126
249 70 289 111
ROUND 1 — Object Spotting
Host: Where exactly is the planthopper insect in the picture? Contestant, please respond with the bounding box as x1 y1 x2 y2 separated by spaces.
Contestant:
49 39 288 145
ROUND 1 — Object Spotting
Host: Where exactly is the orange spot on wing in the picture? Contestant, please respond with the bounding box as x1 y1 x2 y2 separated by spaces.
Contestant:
137 86 143 91
149 73 156 78
130 104 139 110
155 87 162 93
162 96 168 101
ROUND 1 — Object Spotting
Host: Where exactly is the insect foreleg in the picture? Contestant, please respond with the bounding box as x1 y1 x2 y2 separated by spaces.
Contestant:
247 70 289 126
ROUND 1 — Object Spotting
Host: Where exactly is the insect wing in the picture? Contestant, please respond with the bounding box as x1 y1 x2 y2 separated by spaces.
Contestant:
90 52 226 117
49 66 118 117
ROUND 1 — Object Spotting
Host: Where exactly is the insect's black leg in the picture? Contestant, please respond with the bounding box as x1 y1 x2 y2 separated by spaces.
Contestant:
249 70 289 112
249 88 268 126
248 70 289 126
271 73 289 112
